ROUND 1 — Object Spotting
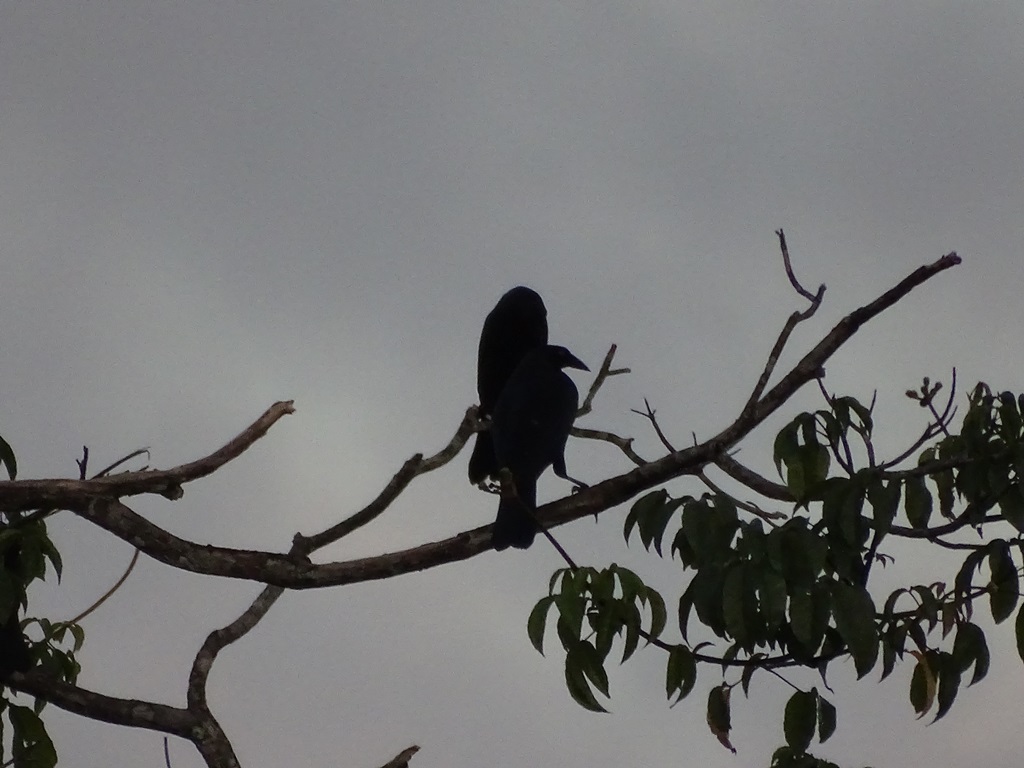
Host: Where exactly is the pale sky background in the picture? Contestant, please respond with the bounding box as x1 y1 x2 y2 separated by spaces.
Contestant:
2 2 1023 767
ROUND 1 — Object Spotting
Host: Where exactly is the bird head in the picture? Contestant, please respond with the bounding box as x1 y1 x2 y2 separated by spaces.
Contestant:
545 345 589 372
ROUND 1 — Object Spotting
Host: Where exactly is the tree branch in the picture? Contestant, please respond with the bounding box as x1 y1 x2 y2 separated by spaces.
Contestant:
0 402 295 512
9 671 194 737
53 254 961 592
577 345 629 419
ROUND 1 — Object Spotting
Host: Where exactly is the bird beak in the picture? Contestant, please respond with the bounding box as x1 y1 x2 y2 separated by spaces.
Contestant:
566 352 590 372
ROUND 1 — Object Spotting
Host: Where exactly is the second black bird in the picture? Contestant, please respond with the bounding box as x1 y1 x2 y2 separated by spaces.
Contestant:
490 345 589 550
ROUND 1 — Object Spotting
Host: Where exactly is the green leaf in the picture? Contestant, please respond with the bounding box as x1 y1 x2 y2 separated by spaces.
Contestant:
620 603 642 663
9 705 57 768
759 569 788 634
722 564 748 646
646 588 667 641
783 690 817 752
690 565 727 637
0 436 16 481
951 622 989 686
624 490 665 544
999 485 1024 534
665 645 696 705
988 540 1019 624
830 582 879 678
527 596 555 654
706 685 735 753
933 470 956 521
955 550 986 604
817 693 837 743
624 493 684 555
67 623 85 653
909 652 936 717
571 640 609 698
789 590 818 653
678 588 694 643
904 476 932 529
774 422 800 477
934 653 962 722
740 656 761 698
564 652 608 713
866 477 900 535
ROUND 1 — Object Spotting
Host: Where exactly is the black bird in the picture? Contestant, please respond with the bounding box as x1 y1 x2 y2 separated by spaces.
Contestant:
468 287 548 484
490 345 589 550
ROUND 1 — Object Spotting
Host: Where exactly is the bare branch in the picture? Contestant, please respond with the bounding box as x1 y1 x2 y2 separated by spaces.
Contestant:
65 548 141 624
9 671 194 737
697 470 785 525
716 455 792 501
576 344 629 418
0 401 295 512
631 398 677 452
297 406 478 551
570 426 647 466
188 584 286 712
740 233 827 420
776 228 825 305
94 447 152 478
6 251 963 768
58 254 961 591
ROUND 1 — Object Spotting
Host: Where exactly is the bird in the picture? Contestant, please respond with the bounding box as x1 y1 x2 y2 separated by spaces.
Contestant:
468 287 548 485
490 345 589 550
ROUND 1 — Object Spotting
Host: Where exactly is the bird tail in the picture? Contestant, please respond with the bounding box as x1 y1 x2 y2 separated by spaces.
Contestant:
492 481 538 550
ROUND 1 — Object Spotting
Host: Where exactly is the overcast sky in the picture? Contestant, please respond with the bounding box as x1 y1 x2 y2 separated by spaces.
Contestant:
2 2 1023 767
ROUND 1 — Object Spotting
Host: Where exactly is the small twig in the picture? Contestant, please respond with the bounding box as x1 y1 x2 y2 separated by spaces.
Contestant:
716 456 792 501
65 549 141 624
631 399 677 452
164 736 172 768
880 370 958 470
297 406 478 552
815 380 856 475
577 345 630 418
94 448 152 478
76 447 89 480
764 666 802 693
776 229 825 305
539 525 579 569
570 426 647 466
0 401 295 512
925 370 958 438
697 471 785 525
740 232 827 420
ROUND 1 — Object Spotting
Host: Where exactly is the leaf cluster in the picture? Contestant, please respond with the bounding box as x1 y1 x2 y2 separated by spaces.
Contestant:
534 382 1024 766
0 437 84 768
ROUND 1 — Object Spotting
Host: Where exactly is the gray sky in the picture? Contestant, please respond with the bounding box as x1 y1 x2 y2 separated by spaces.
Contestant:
2 2 1023 767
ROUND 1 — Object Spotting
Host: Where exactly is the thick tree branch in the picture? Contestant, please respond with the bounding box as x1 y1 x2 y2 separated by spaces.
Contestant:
378 746 420 768
9 671 195 737
53 254 960 591
188 584 285 711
